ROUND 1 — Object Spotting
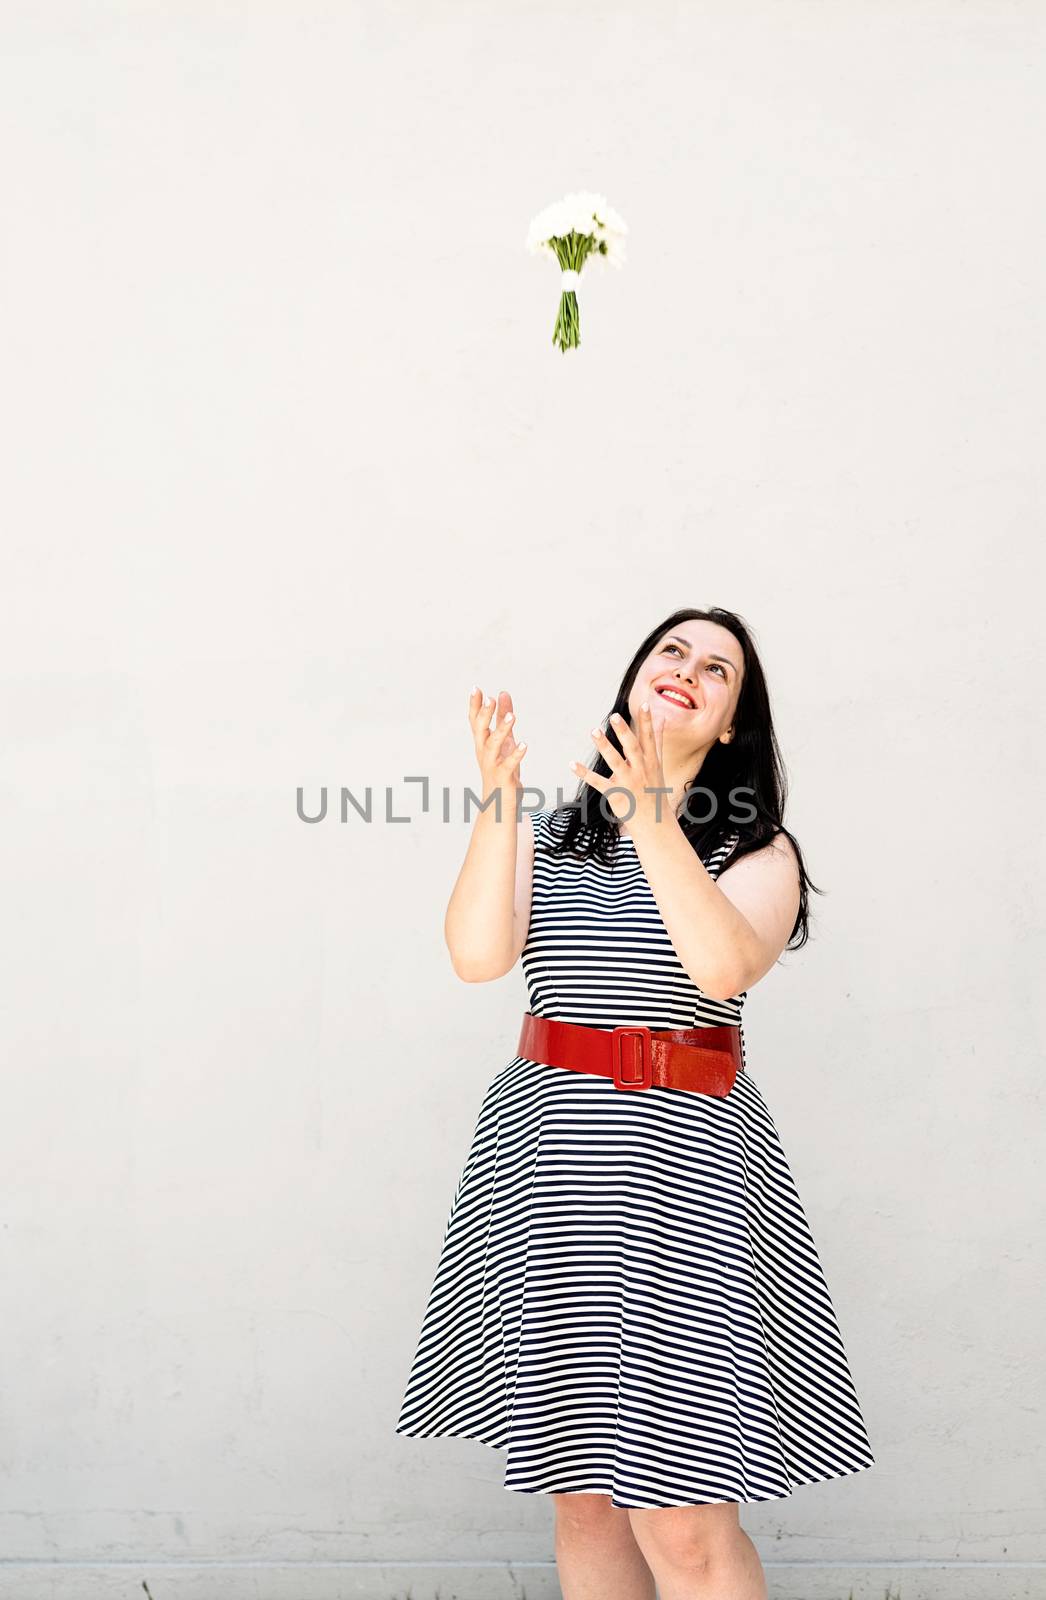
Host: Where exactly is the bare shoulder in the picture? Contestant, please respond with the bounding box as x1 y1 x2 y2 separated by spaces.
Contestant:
722 825 802 876
716 832 806 934
714 830 803 989
717 827 799 886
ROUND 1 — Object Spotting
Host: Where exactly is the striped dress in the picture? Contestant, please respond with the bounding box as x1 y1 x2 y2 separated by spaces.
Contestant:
394 806 875 1509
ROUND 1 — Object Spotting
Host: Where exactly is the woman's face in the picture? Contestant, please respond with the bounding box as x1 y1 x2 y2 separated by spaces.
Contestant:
627 621 744 750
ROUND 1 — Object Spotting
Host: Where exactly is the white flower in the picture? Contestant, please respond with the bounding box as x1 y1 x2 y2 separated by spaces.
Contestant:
584 229 627 272
603 230 627 266
525 200 571 252
526 191 628 254
566 190 608 231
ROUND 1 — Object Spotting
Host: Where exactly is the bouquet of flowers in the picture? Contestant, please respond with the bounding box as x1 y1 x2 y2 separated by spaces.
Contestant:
525 191 628 352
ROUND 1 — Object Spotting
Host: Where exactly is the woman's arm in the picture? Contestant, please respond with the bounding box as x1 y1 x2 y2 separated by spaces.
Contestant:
629 817 801 1000
445 688 531 982
444 803 536 982
573 705 800 1001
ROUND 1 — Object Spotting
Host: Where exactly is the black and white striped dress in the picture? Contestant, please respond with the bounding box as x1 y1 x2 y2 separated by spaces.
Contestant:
395 806 875 1509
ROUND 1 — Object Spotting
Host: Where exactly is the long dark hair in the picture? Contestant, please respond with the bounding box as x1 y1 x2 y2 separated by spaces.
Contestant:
544 606 823 950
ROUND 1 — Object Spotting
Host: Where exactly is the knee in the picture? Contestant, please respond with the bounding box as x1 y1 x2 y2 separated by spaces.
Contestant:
660 1533 715 1574
552 1491 623 1535
629 1504 737 1572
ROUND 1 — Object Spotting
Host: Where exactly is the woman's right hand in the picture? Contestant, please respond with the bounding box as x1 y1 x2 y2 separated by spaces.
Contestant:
469 687 527 803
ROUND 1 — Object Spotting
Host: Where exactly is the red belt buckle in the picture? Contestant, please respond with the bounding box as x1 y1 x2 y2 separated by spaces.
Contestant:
611 1025 653 1090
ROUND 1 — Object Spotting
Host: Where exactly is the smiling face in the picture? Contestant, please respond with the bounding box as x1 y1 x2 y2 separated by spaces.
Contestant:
627 620 744 750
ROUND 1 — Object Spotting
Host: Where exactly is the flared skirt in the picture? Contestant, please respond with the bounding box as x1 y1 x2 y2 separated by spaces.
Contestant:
394 1053 875 1509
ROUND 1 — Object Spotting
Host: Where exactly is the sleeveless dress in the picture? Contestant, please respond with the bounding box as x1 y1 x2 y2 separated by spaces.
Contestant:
394 807 875 1509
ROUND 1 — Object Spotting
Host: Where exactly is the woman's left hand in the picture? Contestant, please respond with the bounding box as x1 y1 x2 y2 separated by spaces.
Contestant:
571 704 669 828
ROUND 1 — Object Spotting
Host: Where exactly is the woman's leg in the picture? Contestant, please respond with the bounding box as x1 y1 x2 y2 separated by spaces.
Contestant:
552 1491 657 1600
627 1502 768 1600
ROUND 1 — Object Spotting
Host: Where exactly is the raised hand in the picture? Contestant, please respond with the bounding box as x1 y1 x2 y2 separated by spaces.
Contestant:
468 686 527 808
570 704 667 826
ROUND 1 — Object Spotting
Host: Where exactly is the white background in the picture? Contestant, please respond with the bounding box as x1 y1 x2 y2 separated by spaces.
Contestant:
2 2 1044 1596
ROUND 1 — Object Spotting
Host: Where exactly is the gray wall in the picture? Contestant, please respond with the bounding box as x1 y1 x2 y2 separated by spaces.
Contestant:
2 2 1043 1597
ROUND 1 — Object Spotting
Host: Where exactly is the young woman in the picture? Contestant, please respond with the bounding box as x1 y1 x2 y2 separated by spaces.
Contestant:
395 607 875 1600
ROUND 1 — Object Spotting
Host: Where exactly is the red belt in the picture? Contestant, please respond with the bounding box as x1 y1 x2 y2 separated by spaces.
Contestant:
517 1012 741 1098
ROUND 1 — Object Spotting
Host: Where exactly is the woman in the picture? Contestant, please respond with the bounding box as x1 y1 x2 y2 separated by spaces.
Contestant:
395 607 875 1600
